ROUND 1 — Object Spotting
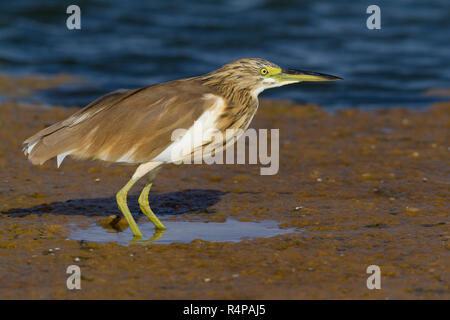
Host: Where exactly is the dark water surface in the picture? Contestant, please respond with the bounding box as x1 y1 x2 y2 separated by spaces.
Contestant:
0 0 449 109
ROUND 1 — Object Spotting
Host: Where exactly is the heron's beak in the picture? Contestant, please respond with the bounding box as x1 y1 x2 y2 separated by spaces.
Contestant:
271 69 342 82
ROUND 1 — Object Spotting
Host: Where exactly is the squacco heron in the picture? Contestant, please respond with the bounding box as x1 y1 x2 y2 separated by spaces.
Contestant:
23 58 341 238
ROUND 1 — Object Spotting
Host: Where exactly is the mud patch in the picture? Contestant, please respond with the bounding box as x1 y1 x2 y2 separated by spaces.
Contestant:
0 97 449 299
0 73 79 98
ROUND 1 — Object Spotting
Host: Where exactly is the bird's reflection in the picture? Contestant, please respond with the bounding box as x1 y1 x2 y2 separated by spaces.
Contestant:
128 228 165 245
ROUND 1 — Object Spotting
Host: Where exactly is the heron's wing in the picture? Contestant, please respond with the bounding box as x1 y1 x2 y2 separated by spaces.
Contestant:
23 89 133 147
24 79 219 165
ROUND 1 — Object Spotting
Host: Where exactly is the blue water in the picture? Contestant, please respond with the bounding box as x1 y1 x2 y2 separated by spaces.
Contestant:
68 218 298 246
0 0 449 109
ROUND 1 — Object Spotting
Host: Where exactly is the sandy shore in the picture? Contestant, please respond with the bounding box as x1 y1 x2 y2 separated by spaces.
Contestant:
0 79 448 298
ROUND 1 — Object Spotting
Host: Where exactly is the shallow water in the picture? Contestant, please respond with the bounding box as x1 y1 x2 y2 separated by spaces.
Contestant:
1 1 449 109
68 218 298 245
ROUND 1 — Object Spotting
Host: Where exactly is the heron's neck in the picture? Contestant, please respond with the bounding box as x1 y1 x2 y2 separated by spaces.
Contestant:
198 76 259 108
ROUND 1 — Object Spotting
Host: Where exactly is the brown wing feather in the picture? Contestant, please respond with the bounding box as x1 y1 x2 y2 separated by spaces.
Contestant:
24 79 215 165
23 89 131 146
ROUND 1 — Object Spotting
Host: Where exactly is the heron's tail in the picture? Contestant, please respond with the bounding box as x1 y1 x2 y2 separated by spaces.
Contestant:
22 89 135 167
23 121 75 167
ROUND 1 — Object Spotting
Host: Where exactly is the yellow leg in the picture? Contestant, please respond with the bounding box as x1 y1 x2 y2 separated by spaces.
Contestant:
138 182 166 230
116 178 143 238
128 229 165 245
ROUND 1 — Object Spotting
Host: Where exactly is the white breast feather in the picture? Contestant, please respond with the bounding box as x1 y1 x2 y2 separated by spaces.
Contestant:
152 94 225 163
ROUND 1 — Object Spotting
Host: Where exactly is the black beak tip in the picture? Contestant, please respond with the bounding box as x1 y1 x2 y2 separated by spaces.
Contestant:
330 75 343 81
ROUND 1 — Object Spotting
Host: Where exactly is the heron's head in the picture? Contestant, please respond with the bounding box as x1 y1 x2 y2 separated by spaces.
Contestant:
202 58 342 98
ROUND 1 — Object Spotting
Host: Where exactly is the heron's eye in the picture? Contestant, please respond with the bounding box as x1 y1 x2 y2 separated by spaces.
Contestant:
260 68 268 75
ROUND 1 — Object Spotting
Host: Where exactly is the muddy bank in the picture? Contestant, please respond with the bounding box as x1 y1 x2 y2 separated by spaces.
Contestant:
0 95 448 299
0 74 77 98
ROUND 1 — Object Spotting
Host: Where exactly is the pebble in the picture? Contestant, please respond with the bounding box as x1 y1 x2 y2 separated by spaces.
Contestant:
232 274 239 278
294 206 303 211
204 278 211 282
422 177 428 182
74 257 80 262
95 178 100 182
316 178 323 182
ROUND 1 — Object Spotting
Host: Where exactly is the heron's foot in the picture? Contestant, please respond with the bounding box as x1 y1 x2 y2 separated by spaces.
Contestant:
128 229 165 245
116 179 143 238
138 183 166 230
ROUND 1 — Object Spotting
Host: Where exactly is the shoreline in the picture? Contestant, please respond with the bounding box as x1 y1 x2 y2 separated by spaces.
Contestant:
0 91 449 299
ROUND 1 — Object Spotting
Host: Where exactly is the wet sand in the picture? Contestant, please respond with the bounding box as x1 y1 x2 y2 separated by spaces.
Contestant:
0 82 449 299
